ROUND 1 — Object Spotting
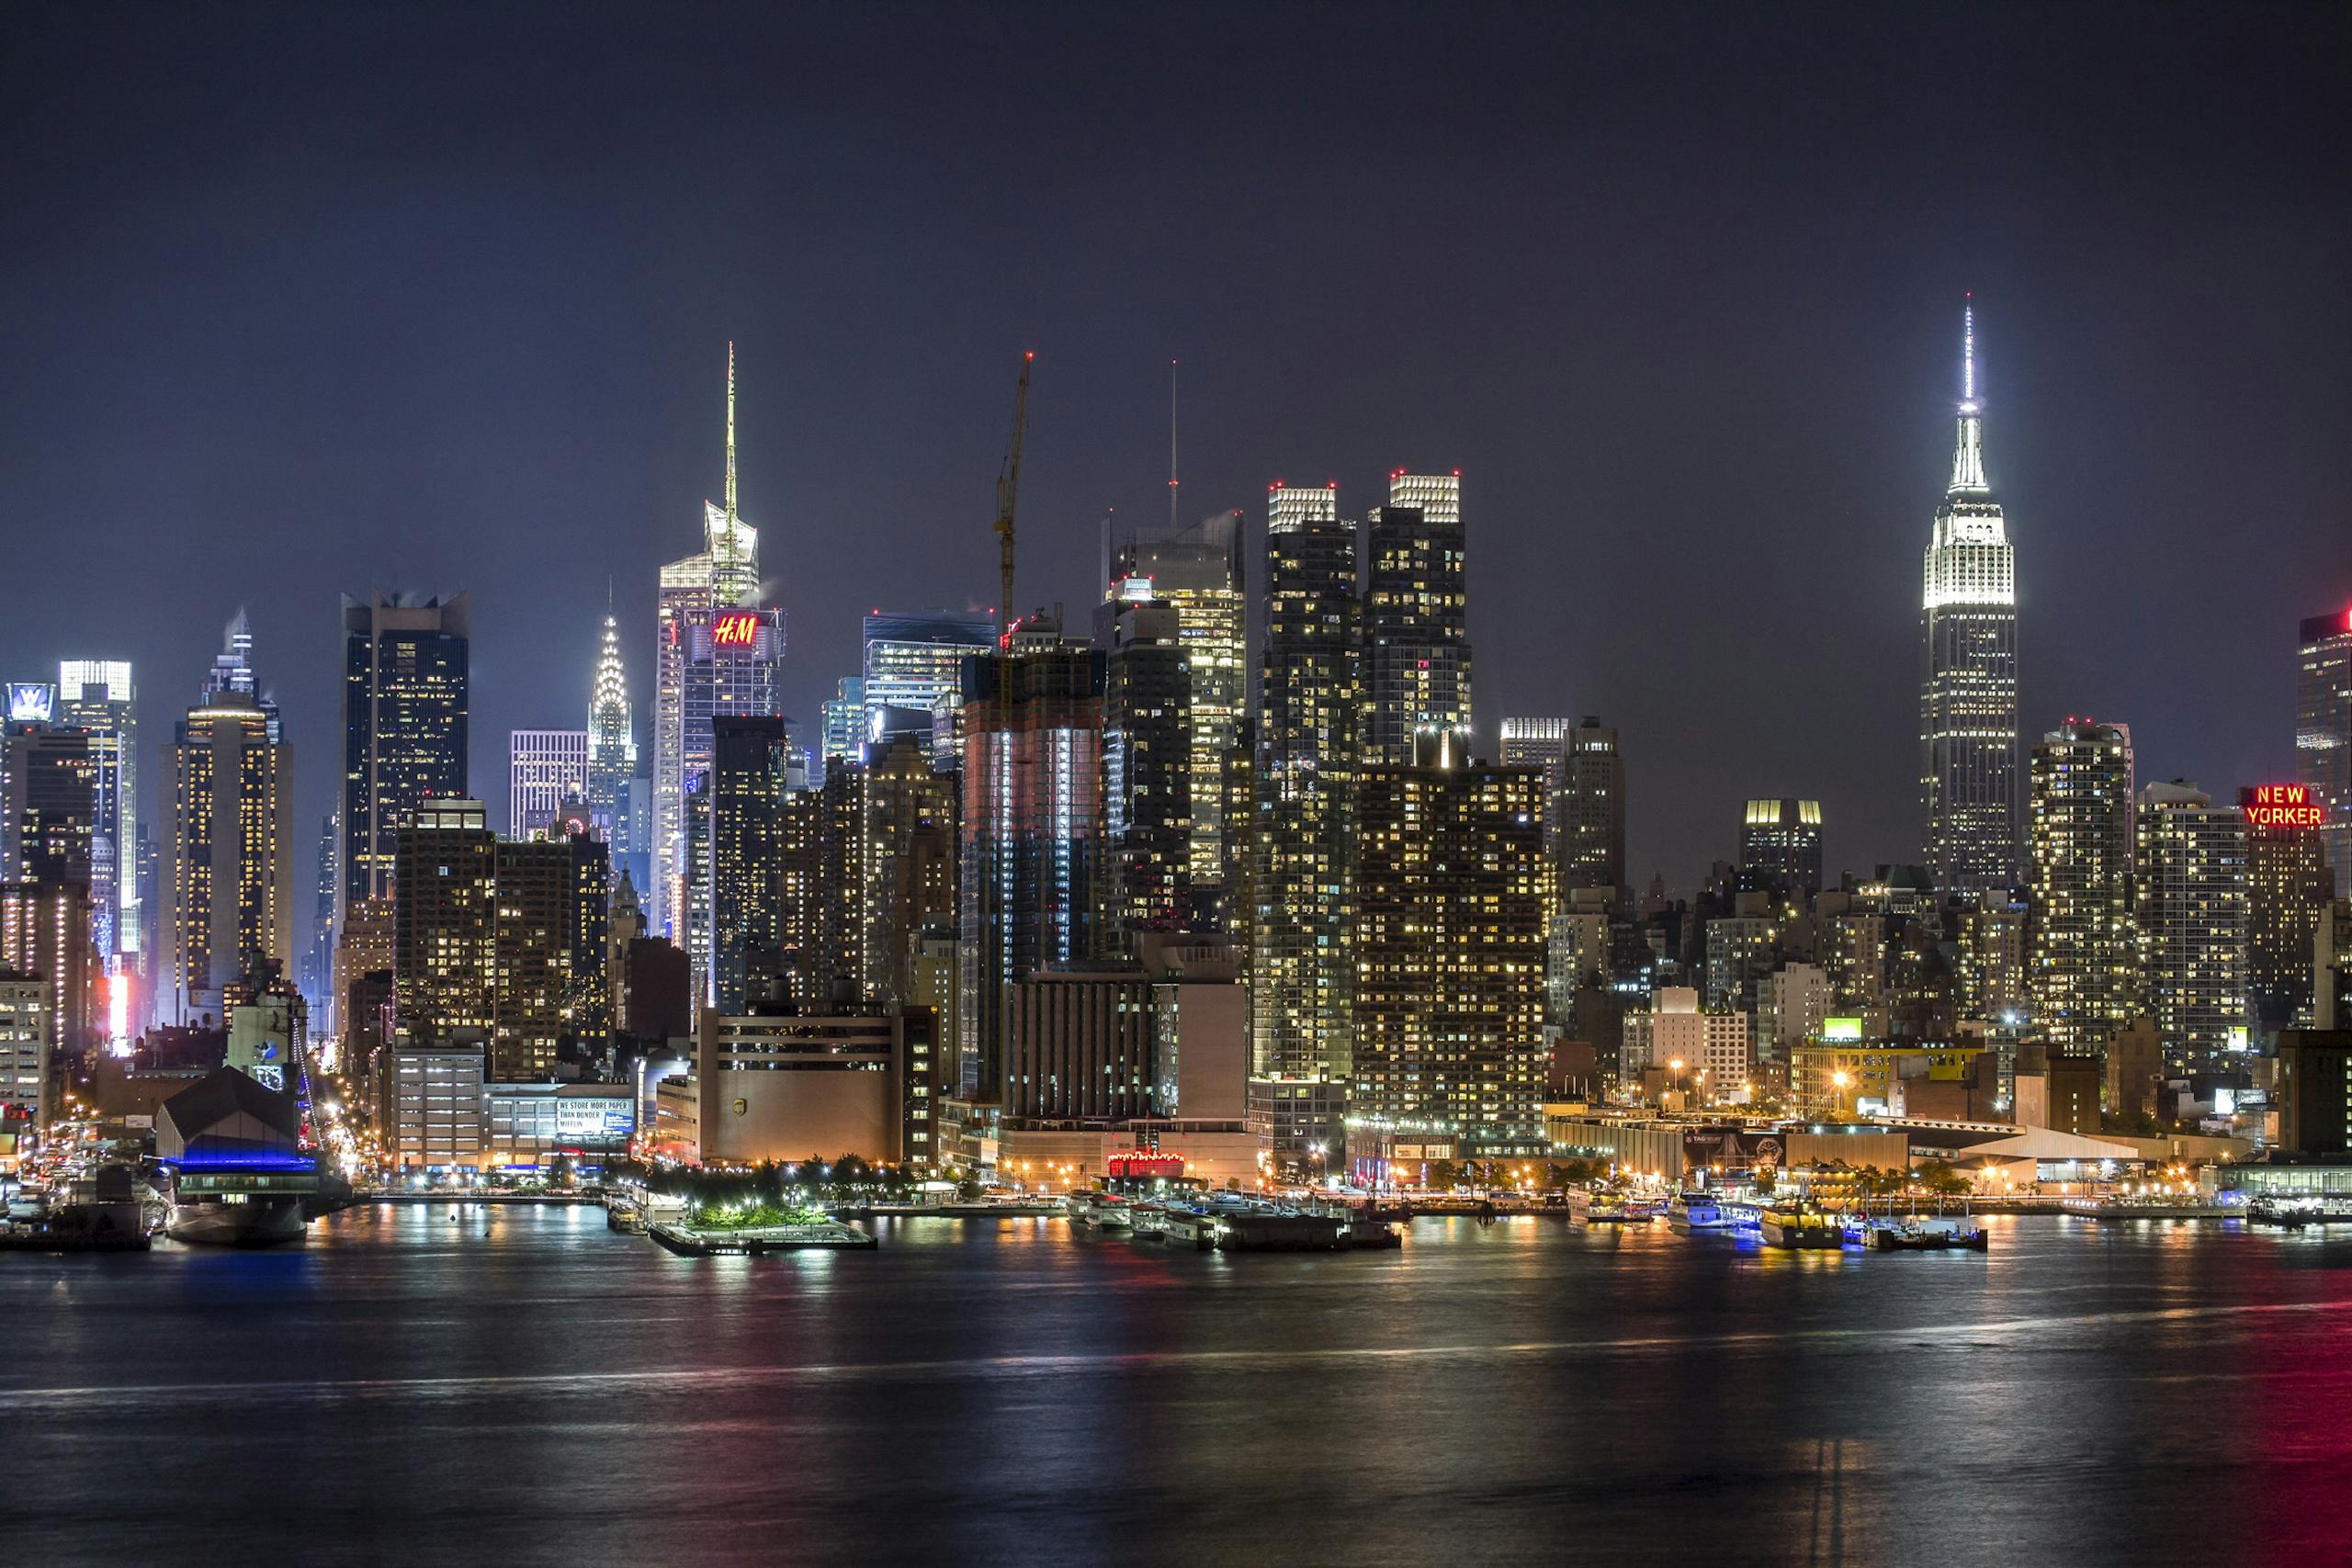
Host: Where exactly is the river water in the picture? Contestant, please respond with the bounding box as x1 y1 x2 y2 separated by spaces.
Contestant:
3 1207 2348 1566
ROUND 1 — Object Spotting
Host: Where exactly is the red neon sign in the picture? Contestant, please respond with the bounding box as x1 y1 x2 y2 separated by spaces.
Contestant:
2242 784 2325 830
711 612 762 649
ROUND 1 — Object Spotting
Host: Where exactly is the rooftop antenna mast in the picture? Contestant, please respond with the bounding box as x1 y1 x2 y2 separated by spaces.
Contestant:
994 352 1033 647
724 340 739 522
1168 357 1179 531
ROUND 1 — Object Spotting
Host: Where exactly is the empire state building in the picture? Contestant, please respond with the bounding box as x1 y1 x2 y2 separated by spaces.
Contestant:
1919 303 2020 895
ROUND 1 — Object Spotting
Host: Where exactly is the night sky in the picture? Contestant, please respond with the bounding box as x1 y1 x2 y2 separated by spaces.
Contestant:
4 3 2348 909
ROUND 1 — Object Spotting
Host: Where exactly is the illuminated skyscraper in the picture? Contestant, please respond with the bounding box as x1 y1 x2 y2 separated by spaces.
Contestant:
1362 472 1471 766
653 344 785 955
1114 516 1245 918
508 728 588 836
2241 784 2334 1034
1499 717 1569 772
56 660 136 964
1252 484 1359 1082
1920 303 2020 896
862 610 999 769
584 613 643 890
162 690 293 1024
2028 721 2135 1050
2135 782 2248 1071
2299 608 2352 879
391 799 494 1045
1738 798 1825 899
341 592 470 912
958 628 1105 1100
1353 732 1551 1147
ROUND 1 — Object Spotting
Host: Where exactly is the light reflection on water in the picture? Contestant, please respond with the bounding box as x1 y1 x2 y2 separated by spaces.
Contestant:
3 1207 2348 1566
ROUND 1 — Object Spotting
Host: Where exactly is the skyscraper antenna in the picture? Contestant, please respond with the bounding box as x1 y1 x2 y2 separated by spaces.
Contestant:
724 340 739 521
1962 295 1976 411
1168 357 1180 531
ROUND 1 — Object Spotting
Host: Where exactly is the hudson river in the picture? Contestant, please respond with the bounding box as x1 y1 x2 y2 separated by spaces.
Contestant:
5 1208 2350 1565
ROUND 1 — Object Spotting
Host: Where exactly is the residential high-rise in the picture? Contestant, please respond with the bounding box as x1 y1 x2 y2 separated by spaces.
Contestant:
342 592 470 912
957 630 1104 1100
56 660 137 965
491 834 573 1081
0 972 47 1127
1555 717 1626 898
1114 515 1245 917
3 725 96 889
1361 472 1472 766
1252 485 1359 1083
1920 304 2021 896
509 728 588 837
654 344 786 947
859 731 957 1009
2028 721 2135 1050
392 800 495 1046
0 883 91 1059
1738 798 1825 899
707 716 790 1013
862 610 1000 771
585 613 644 891
2299 608 2352 879
2241 784 2335 1035
1353 732 1551 1148
2135 782 2249 1072
1097 586 1191 942
162 691 293 1024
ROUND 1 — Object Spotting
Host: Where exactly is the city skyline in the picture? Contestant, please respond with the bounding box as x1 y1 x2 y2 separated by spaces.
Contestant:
4 5 2349 915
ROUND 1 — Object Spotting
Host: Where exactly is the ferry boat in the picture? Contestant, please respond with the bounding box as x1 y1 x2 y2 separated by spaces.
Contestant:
1667 1192 1735 1233
2061 1194 2240 1222
1065 1190 1136 1231
1757 1209 1843 1248
1864 1220 1989 1251
1566 1187 1637 1224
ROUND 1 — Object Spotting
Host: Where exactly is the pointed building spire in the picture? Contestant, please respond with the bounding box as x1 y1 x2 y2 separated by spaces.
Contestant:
1948 295 1989 495
724 340 738 523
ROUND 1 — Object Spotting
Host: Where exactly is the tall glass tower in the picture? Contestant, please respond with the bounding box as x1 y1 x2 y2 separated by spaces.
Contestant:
2298 608 2352 880
1252 484 1360 1083
653 344 785 950
1362 472 1471 767
1919 302 2020 896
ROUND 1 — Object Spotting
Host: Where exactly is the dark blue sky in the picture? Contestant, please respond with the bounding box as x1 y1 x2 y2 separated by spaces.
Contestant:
3 2 2347 905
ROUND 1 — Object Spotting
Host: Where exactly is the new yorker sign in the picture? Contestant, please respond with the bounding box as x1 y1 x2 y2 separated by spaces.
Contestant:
2241 784 2325 830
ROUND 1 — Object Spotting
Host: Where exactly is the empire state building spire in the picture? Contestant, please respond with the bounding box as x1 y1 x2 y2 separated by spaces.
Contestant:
1918 295 2020 896
1948 298 1989 495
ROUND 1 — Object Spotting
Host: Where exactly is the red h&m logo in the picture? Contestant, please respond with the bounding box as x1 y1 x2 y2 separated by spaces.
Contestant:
711 612 762 649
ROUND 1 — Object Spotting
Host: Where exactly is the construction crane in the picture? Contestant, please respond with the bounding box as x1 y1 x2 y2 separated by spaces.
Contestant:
994 351 1033 648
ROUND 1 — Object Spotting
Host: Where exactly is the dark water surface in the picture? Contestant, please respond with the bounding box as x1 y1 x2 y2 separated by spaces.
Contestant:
4 1207 2350 1566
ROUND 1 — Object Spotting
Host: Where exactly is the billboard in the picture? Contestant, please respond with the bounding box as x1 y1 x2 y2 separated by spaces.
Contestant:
7 682 55 724
555 1096 636 1142
1680 1127 1789 1169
